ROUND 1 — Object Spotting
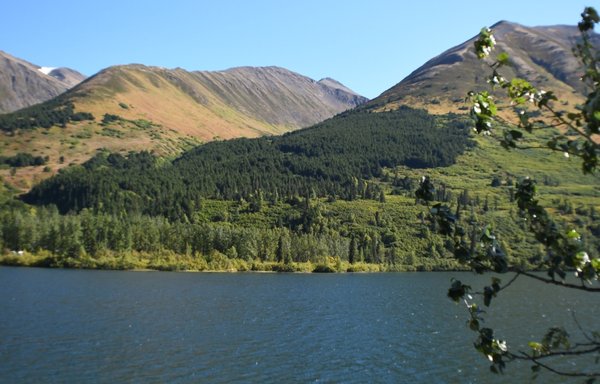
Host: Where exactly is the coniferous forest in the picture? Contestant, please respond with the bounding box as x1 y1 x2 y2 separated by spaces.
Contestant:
22 107 472 218
0 99 94 132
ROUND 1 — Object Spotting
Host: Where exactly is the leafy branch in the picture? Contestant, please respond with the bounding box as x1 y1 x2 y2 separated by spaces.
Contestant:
430 7 600 379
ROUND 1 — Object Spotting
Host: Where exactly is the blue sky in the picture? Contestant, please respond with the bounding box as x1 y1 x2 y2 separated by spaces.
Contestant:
1 0 592 98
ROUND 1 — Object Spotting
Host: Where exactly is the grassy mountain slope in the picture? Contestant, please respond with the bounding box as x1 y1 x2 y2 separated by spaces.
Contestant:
0 64 366 190
69 64 367 140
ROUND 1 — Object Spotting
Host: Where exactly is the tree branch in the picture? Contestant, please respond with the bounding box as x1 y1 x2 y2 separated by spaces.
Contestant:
515 270 600 292
473 272 520 295
512 345 600 360
542 103 598 145
509 351 600 377
530 358 600 378
572 311 599 344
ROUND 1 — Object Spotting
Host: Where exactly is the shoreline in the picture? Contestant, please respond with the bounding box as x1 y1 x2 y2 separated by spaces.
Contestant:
0 254 467 273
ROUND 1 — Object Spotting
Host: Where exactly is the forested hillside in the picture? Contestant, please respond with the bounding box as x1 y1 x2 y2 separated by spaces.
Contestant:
3 19 600 274
22 107 473 219
2 103 600 271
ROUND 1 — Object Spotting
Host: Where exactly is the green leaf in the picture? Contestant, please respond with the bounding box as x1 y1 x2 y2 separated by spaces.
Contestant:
528 341 543 351
448 279 470 302
567 229 581 239
496 52 509 65
491 277 501 292
469 319 480 331
483 286 494 306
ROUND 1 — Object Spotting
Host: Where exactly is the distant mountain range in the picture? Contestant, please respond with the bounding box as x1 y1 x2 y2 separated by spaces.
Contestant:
0 50 85 113
366 21 598 113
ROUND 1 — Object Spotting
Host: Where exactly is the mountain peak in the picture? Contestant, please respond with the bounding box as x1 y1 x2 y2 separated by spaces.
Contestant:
317 78 360 96
490 20 519 29
47 67 86 88
366 20 591 114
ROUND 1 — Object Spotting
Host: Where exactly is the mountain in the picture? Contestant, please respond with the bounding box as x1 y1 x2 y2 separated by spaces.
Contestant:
0 64 366 190
46 67 86 88
4 20 590 191
67 64 368 141
366 22 597 113
0 50 85 113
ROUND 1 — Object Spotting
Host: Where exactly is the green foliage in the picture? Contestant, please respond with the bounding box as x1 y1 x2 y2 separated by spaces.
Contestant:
23 107 473 219
0 152 47 167
0 203 404 271
469 11 600 175
101 114 122 125
415 176 436 204
0 100 94 131
444 8 600 379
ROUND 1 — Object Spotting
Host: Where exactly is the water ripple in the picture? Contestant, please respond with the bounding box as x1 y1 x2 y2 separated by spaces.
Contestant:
0 269 597 383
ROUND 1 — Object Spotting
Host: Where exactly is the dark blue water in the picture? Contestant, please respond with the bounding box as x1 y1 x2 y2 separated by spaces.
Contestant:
0 267 597 383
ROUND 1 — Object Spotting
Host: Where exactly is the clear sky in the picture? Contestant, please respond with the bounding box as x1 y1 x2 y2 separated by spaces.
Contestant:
1 0 593 98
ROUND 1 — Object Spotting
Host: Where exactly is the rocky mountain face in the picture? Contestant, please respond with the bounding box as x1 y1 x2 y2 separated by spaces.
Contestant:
0 50 85 113
366 21 597 113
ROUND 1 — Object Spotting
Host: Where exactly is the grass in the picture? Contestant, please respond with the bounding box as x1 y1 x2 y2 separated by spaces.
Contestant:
0 251 396 273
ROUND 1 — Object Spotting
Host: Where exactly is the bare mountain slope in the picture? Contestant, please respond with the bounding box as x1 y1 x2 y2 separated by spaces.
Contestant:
367 22 597 113
0 50 85 113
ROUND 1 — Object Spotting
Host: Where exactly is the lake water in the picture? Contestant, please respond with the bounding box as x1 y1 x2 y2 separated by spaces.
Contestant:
0 267 598 383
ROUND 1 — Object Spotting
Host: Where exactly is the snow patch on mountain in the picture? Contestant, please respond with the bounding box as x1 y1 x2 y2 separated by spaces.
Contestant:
38 67 57 75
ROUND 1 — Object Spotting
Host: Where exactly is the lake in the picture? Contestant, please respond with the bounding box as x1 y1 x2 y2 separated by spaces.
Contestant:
0 267 597 383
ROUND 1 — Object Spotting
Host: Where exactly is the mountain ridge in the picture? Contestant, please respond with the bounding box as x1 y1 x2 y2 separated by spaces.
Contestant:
65 63 367 141
0 50 85 113
366 22 597 114
0 62 367 190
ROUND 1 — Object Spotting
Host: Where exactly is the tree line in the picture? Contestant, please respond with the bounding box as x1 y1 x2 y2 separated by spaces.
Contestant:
0 200 461 272
0 100 94 132
0 152 47 167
